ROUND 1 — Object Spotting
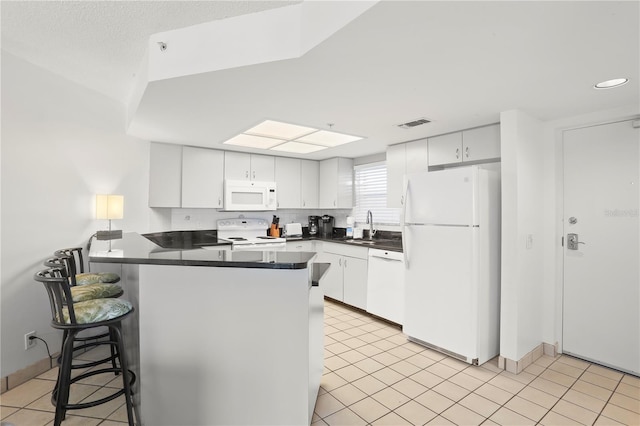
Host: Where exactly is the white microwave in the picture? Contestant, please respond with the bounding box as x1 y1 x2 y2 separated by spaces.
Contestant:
224 180 277 211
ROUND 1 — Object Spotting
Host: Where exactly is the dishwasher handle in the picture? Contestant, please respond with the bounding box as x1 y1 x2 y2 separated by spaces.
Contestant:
368 250 404 262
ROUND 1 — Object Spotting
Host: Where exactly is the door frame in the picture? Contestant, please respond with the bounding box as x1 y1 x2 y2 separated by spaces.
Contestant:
555 114 640 356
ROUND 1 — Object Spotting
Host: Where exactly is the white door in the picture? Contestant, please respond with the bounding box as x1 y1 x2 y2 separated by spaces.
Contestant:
563 119 639 375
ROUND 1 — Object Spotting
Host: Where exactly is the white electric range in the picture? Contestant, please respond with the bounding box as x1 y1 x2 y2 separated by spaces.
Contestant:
217 218 286 251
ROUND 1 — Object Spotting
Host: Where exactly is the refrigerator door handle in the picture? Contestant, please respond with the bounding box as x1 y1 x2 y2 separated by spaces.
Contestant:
402 178 410 268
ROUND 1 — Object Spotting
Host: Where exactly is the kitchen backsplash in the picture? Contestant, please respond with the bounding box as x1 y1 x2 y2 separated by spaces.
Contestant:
170 208 354 231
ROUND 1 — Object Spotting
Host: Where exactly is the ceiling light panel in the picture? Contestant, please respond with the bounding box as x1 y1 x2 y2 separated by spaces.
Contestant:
295 130 362 147
223 134 284 149
245 120 317 140
270 141 327 154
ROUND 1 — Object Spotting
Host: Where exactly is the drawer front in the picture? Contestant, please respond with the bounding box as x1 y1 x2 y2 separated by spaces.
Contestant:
322 242 369 259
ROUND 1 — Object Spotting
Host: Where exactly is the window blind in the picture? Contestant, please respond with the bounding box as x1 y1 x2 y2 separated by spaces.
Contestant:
353 162 401 225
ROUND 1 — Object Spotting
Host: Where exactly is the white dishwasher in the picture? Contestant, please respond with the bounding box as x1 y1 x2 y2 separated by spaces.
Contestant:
367 249 405 325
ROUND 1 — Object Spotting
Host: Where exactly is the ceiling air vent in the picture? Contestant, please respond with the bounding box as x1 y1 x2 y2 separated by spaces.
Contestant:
398 118 431 129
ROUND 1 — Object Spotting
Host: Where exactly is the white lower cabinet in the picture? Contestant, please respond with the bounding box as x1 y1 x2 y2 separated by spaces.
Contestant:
318 243 368 309
286 240 315 252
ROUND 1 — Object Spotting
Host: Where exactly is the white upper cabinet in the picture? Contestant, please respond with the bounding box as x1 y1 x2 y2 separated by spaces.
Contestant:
462 124 501 162
405 139 429 174
386 144 405 208
275 157 301 209
428 132 464 166
428 124 500 167
224 152 275 181
149 142 182 208
386 139 427 208
301 159 319 209
319 158 353 209
182 146 224 208
250 154 275 181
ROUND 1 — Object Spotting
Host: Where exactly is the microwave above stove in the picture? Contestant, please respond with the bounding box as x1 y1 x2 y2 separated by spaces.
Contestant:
224 180 277 211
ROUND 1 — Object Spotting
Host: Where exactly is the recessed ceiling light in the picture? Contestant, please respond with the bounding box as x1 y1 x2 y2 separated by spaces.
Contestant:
594 78 629 89
223 134 284 149
270 141 327 154
245 120 317 140
295 130 362 147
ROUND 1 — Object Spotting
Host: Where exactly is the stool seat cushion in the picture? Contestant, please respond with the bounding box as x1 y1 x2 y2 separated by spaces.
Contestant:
69 283 122 303
60 298 132 324
76 272 120 285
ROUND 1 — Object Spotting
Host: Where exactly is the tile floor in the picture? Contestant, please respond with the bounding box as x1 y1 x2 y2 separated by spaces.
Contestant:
1 299 639 425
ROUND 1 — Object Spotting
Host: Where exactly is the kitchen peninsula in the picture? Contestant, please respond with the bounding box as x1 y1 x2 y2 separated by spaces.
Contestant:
89 232 325 426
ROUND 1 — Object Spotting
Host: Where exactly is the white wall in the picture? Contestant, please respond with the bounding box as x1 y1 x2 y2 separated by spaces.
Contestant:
500 105 640 363
0 52 154 377
499 110 545 361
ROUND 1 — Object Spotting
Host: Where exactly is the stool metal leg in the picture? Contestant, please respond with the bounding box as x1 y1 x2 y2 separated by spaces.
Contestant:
54 329 76 426
111 324 135 425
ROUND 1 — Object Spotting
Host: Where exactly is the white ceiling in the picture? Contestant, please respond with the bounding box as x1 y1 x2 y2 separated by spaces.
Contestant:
3 1 639 160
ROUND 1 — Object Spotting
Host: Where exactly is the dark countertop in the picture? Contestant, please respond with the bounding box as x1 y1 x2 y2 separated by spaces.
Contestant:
89 233 315 270
287 233 403 252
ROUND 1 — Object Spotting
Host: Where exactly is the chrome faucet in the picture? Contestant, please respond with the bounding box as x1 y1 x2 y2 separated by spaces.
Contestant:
366 210 376 240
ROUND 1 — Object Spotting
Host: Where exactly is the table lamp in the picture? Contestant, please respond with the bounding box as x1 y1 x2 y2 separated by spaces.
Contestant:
96 195 124 250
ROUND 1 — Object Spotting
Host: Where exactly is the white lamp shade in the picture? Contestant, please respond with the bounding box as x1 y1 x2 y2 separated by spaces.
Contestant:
96 195 124 220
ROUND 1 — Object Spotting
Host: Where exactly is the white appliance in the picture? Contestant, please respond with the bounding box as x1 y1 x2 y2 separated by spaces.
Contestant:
402 166 500 365
367 249 404 324
217 218 286 250
224 180 277 211
284 223 303 238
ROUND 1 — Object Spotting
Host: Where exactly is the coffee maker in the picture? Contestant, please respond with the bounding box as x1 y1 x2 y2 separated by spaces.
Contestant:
320 215 335 239
308 216 320 236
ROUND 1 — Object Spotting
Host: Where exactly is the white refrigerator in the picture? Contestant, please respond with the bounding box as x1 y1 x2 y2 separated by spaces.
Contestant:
402 166 501 365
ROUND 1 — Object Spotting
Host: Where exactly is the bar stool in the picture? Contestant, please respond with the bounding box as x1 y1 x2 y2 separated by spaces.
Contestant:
34 267 136 426
54 247 120 285
44 255 123 369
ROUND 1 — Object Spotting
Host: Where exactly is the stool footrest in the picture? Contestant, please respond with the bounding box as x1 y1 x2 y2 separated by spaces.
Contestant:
52 368 136 410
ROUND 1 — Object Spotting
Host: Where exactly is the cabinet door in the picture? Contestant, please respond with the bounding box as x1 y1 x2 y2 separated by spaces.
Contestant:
428 132 463 166
462 124 500 162
149 142 182 207
336 158 354 208
224 151 251 181
182 147 224 208
386 144 405 208
275 157 301 208
405 139 428 174
343 256 368 310
301 160 319 208
319 158 337 208
250 154 275 181
318 252 343 301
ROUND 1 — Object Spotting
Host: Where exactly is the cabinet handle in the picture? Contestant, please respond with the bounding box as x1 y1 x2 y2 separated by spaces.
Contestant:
218 198 221 206
334 200 336 207
401 195 404 205
465 146 469 158
339 258 342 266
344 259 347 268
245 171 249 178
303 200 306 207
252 171 256 179
456 148 460 159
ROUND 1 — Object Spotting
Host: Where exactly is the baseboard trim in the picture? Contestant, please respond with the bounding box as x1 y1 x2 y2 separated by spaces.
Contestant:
1 354 57 394
499 342 555 374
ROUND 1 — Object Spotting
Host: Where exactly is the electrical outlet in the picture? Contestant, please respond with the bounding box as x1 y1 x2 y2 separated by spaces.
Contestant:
25 331 36 350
